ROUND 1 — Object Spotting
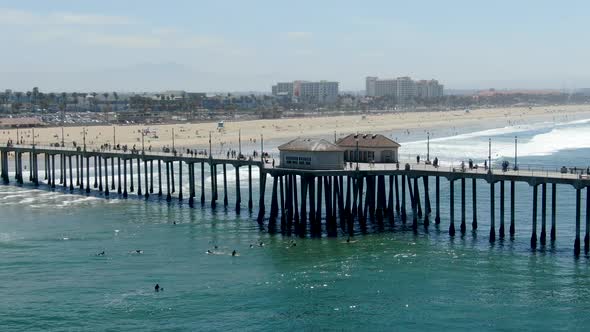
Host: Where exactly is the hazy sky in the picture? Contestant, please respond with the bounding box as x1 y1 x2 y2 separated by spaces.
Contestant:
1 0 589 92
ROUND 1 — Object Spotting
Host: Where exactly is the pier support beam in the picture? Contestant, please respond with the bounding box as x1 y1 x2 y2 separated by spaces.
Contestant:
388 175 395 225
117 158 121 194
85 156 90 193
449 179 455 236
158 160 163 197
166 162 171 202
104 157 109 196
394 175 400 215
472 178 477 230
575 188 581 257
510 180 515 237
248 164 253 211
551 183 557 242
50 154 56 188
298 176 308 237
499 181 505 239
541 183 547 246
123 159 128 198
279 176 286 233
150 160 154 194
200 162 205 205
235 165 241 212
460 178 466 234
144 159 149 199
75 155 80 186
188 163 194 206
223 163 228 207
531 184 538 249
178 161 182 201
171 161 175 194
69 155 74 191
490 181 496 243
435 176 440 225
137 158 142 197
78 155 83 190
111 157 115 191
129 158 134 192
585 187 590 254
401 175 407 222
423 176 430 227
412 177 418 231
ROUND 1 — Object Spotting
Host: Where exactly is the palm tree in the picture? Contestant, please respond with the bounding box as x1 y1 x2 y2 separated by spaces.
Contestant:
91 92 98 112
71 92 78 112
60 92 67 127
113 92 119 112
103 92 110 123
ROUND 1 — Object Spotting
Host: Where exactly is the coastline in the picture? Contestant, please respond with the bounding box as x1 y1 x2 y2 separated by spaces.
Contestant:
2 104 590 155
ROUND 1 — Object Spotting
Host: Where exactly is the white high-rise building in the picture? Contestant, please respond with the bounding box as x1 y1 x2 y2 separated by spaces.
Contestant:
272 80 339 103
365 76 444 98
365 77 377 97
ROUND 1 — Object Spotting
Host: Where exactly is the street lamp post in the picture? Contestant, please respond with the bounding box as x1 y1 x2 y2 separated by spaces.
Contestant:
488 138 492 173
16 127 19 145
83 127 86 152
355 138 359 171
209 131 212 157
513 136 518 171
238 129 242 157
261 134 264 162
61 127 65 147
113 126 116 148
32 128 35 148
172 128 175 153
141 129 145 154
427 132 430 162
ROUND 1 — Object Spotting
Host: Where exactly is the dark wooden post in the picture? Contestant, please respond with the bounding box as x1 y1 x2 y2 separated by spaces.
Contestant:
499 180 505 239
540 183 547 245
531 184 538 249
460 178 466 234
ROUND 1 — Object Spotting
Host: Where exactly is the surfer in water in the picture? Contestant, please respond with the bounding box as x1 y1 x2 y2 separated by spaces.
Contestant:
155 284 163 292
232 250 237 256
96 251 105 256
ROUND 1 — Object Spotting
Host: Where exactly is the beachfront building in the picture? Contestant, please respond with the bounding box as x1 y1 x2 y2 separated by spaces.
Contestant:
365 76 444 99
337 133 400 163
271 80 339 103
278 138 344 170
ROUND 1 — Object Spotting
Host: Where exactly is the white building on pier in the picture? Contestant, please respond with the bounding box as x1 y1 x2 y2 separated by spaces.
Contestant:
278 138 344 170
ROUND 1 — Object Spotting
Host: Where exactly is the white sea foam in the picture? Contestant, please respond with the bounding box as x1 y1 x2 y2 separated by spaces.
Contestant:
401 117 590 163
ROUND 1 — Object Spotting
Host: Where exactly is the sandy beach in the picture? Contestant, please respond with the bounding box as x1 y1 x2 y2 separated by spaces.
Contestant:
2 104 590 155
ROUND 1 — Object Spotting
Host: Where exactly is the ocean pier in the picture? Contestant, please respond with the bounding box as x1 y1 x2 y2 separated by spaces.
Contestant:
1 145 590 256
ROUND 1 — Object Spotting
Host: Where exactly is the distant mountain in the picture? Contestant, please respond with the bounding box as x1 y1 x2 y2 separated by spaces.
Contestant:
0 62 273 93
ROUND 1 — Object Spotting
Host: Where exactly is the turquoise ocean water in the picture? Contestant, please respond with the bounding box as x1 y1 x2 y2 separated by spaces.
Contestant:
1 115 590 331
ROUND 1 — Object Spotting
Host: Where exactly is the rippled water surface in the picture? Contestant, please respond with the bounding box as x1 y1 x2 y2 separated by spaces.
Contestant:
2 116 590 331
